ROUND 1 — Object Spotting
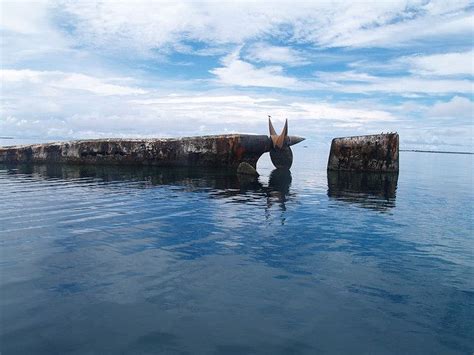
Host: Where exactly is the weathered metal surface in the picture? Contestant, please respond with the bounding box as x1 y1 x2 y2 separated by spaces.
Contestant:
0 119 305 169
270 146 293 169
327 133 399 172
0 135 272 169
237 162 259 176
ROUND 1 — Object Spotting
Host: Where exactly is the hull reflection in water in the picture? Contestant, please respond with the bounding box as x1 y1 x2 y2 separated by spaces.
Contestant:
5 163 242 190
327 170 398 210
3 163 293 209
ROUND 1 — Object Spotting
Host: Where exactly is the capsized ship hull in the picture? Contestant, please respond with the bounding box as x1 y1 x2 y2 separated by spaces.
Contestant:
0 135 273 169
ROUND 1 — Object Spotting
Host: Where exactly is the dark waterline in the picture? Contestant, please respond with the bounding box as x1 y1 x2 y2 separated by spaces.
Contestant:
1 149 473 354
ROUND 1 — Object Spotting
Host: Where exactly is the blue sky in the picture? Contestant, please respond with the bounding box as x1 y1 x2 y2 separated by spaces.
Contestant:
1 0 473 151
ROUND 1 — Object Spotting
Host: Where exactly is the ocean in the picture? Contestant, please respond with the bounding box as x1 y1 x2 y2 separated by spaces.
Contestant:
0 144 473 354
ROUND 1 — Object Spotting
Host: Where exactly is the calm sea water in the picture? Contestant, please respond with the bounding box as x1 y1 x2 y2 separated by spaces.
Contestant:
0 146 473 354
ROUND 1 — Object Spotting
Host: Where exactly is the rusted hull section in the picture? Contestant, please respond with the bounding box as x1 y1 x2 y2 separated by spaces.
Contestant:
0 135 272 169
327 133 399 172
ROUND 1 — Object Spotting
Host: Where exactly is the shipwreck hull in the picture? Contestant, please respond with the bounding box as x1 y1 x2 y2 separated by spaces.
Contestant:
0 135 272 169
327 133 399 172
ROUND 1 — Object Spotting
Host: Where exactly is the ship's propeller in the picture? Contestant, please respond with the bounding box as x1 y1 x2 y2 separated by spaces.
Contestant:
267 116 305 169
268 116 304 149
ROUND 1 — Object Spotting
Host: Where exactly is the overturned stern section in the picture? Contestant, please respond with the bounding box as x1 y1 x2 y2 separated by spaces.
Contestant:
0 135 272 169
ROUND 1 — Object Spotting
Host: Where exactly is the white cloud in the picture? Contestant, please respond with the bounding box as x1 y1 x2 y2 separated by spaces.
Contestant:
0 0 52 34
57 0 473 53
406 50 474 76
0 0 74 67
348 77 472 94
313 71 473 94
316 4 473 48
131 94 396 125
0 67 399 140
314 71 380 82
210 58 473 93
54 73 147 96
287 102 395 123
133 95 277 105
245 43 308 66
1 69 44 83
1 69 146 95
56 1 278 55
427 96 474 118
210 50 300 88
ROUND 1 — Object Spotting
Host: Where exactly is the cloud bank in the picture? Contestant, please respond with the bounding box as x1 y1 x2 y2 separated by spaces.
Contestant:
1 0 473 151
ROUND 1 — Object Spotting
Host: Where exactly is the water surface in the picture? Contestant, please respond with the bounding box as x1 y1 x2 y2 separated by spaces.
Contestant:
1 148 473 354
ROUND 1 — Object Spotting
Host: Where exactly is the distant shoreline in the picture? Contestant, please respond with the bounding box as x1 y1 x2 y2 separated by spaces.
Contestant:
400 149 473 155
0 137 14 139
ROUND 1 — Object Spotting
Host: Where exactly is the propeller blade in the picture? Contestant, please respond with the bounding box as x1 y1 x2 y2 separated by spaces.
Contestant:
275 119 288 149
288 135 305 146
268 116 277 136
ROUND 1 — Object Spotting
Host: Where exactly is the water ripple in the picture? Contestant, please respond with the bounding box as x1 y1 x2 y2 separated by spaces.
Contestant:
0 152 473 354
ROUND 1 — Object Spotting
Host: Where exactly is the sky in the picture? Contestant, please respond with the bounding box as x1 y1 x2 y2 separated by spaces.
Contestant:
1 0 473 151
